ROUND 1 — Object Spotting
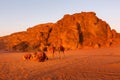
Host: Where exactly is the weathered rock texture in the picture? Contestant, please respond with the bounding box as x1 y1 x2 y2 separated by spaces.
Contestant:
0 12 120 51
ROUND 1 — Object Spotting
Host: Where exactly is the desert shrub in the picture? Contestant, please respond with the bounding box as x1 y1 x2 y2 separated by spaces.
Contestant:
12 41 30 52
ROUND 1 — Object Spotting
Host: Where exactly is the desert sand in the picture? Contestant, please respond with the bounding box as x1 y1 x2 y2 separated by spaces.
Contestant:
0 46 120 80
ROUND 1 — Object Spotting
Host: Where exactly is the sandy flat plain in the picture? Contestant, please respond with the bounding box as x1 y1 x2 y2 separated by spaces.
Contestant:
0 46 120 80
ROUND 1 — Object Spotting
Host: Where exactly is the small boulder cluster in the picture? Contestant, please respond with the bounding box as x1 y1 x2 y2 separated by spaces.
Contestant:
23 51 48 62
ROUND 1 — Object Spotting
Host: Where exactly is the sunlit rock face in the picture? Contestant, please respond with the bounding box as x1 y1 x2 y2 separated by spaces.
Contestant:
0 12 120 51
49 12 117 49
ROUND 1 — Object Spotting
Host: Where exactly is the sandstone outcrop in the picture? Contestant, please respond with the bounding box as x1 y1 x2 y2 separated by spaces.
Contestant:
0 12 120 51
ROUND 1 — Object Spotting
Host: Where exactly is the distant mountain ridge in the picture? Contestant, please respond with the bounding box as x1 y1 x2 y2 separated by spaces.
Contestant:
0 12 120 51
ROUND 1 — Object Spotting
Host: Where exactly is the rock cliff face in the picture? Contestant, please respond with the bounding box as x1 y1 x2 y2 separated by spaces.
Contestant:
48 12 120 49
0 12 120 51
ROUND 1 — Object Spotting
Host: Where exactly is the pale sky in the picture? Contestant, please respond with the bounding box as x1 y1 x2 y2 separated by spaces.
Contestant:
0 0 120 36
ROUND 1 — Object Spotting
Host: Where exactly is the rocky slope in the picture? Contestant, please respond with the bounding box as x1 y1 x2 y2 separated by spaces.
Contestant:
0 12 120 51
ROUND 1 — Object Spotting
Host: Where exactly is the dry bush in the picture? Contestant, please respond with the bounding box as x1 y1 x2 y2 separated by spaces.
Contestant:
12 41 30 52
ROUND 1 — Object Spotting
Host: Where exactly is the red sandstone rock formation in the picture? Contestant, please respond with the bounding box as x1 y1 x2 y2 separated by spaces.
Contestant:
0 12 120 51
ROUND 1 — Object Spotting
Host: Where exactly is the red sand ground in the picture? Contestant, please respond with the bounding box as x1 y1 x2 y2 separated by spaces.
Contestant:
0 46 120 80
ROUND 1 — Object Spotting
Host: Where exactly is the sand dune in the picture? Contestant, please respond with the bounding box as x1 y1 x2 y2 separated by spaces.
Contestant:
0 46 120 80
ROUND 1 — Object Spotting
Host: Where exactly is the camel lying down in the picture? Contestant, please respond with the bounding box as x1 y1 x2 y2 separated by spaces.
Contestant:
23 52 48 62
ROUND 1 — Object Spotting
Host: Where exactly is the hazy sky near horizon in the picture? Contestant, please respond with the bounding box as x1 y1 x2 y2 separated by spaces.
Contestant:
0 0 120 36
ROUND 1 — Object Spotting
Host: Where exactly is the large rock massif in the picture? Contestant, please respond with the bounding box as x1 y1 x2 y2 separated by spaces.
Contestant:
0 12 120 51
